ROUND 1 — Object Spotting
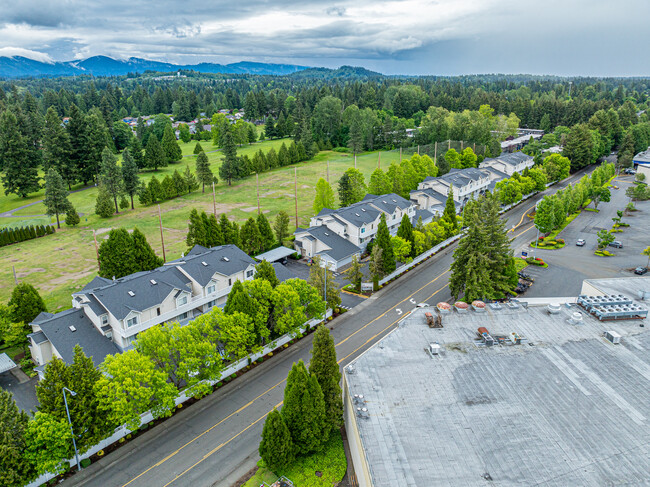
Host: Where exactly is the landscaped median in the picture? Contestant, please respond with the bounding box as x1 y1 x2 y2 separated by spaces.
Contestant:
525 256 548 268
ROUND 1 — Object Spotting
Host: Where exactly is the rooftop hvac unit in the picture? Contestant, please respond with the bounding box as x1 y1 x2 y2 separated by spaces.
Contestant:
547 303 561 314
567 312 584 325
605 331 621 344
507 302 519 310
489 302 502 311
429 342 441 355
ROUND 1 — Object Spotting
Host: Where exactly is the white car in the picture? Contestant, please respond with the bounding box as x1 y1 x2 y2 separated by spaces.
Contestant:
416 303 430 308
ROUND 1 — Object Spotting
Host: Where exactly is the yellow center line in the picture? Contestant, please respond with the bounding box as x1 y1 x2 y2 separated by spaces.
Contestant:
510 204 536 232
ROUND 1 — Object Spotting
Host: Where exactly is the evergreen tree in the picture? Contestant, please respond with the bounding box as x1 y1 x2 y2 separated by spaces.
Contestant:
85 110 111 183
337 168 367 207
95 184 115 218
128 136 145 169
309 326 343 430
0 389 31 487
193 141 204 154
346 254 364 291
186 208 207 249
281 360 328 455
43 168 71 229
98 228 136 278
240 217 262 254
132 227 164 268
183 165 199 193
145 134 166 171
259 409 294 472
563 123 595 171
219 128 241 185
8 282 47 325
0 109 40 197
368 168 392 195
195 151 214 192
264 116 276 139
255 259 280 288
375 214 396 274
99 147 124 213
121 148 140 210
257 213 276 251
442 186 458 235
278 143 290 166
65 206 80 226
313 178 336 214
43 106 74 188
67 104 91 184
205 213 224 247
396 213 416 257
308 256 341 309
161 124 182 163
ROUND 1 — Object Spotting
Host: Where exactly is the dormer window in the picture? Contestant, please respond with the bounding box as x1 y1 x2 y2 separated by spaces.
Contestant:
177 295 188 307
207 283 216 294
101 315 108 325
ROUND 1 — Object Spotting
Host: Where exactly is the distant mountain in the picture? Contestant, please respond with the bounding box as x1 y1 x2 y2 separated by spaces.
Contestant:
0 55 311 78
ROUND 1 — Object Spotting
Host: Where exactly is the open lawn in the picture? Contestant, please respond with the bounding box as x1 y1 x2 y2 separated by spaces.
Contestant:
0 139 405 310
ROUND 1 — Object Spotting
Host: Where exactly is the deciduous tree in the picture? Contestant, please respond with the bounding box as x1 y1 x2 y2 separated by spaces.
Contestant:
337 168 367 207
313 178 336 214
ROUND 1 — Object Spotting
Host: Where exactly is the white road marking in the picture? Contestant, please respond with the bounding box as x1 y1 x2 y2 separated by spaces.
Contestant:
396 308 403 315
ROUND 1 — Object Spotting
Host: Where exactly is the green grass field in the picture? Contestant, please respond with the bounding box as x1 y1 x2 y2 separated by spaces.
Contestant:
0 138 404 310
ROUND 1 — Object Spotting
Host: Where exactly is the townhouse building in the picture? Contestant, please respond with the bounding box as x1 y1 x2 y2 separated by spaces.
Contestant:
28 244 257 377
479 152 535 177
410 167 491 214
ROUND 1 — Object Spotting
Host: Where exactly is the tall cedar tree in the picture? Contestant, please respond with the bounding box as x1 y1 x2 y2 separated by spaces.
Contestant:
257 213 275 251
100 147 124 213
95 184 115 217
161 124 182 163
219 128 241 185
0 389 31 487
273 211 290 244
8 282 47 325
43 106 74 188
449 194 515 301
259 409 294 472
36 346 114 452
309 326 344 429
205 213 224 247
0 109 40 197
396 213 416 257
184 165 199 193
442 186 458 235
281 360 328 455
145 134 166 171
98 228 136 278
132 227 164 268
66 104 90 185
65 206 80 226
337 168 367 207
375 213 396 274
368 168 393 196
128 136 145 169
186 208 207 249
121 148 140 209
195 151 213 192
43 168 71 228
193 142 204 154
240 217 262 254
85 111 111 183
313 178 336 214
255 260 280 287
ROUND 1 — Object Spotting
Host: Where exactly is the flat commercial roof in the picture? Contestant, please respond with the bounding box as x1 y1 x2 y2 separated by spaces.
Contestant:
255 246 296 262
345 293 650 486
0 353 17 373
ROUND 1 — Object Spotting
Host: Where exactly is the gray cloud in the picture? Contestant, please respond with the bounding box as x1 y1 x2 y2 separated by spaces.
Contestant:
0 0 648 75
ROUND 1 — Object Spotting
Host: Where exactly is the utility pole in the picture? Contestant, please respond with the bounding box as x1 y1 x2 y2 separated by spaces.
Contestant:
158 204 166 261
461 140 464 151
327 160 330 183
212 181 217 217
354 154 357 169
417 145 420 155
294 167 299 228
256 172 260 215
434 141 437 164
12 266 18 285
63 387 80 472
92 229 100 272
448 140 451 150
378 152 381 169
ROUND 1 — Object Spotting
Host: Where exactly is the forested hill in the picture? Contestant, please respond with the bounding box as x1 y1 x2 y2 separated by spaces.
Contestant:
289 65 382 80
0 55 310 78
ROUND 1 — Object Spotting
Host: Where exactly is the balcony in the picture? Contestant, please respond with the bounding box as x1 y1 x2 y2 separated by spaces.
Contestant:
116 285 233 338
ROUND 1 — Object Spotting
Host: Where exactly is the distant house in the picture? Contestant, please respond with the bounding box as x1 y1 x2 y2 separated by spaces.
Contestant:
28 244 257 378
633 147 650 178
479 152 534 177
411 168 491 214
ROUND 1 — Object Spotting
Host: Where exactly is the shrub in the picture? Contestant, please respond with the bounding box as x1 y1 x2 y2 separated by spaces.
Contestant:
126 434 132 440
119 437 125 443
80 459 91 468
97 450 105 457
268 352 274 357
231 373 237 379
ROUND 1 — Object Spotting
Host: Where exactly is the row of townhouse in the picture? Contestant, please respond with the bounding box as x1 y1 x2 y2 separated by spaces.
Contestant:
28 244 263 378
410 152 534 216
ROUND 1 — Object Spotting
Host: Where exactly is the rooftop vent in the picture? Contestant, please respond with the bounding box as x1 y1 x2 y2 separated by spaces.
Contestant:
222 257 230 262
69 325 76 332
567 312 584 325
429 342 441 356
605 331 621 344
201 261 208 266
128 291 135 297
347 365 355 374
507 302 519 310
547 303 561 314
324 232 329 236
353 394 364 405
361 208 366 212
355 213 360 217
382 200 387 204
150 279 157 285
392 198 397 202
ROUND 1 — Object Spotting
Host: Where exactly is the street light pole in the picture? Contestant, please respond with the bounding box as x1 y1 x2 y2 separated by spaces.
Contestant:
63 387 80 471
533 225 540 259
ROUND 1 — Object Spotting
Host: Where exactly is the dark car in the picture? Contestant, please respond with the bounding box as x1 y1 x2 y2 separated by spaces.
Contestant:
635 267 648 275
609 241 623 249
576 239 586 246
624 168 636 175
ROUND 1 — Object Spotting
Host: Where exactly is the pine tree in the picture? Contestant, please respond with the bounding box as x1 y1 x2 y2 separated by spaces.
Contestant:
8 282 47 325
43 106 74 188
98 228 136 278
43 168 71 229
161 124 182 163
313 178 336 214
273 211 290 245
257 213 275 251
187 209 207 249
196 151 214 192
183 165 199 193
0 389 31 487
128 136 145 169
145 135 166 171
65 206 80 226
281 360 328 455
396 213 416 257
259 409 294 472
205 213 224 247
219 129 241 186
95 184 115 218
337 168 367 207
442 186 458 235
193 142 204 154
255 260 280 287
346 254 364 291
309 326 343 430
264 116 276 139
220 214 233 245
133 227 164 269
240 217 262 254
278 143 290 166
99 147 124 213
376 214 396 274
0 109 40 197
121 148 140 210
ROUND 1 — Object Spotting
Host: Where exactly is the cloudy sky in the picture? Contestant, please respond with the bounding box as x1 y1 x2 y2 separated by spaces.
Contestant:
0 0 648 76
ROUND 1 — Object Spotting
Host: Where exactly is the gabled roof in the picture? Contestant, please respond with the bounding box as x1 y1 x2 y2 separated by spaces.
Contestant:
81 276 112 291
316 208 335 217
37 308 119 366
83 294 108 317
272 263 298 283
334 204 381 228
32 311 55 324
410 187 448 204
174 244 256 287
366 193 412 214
481 166 509 180
413 209 435 225
296 226 361 262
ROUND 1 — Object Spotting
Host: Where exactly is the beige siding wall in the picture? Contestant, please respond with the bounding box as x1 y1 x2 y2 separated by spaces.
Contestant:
343 374 373 487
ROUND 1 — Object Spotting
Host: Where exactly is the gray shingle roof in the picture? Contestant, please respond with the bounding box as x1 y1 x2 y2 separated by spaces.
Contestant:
366 193 412 213
32 311 55 324
410 187 448 204
413 209 435 225
37 308 119 366
297 226 361 262
84 294 108 317
175 244 256 287
334 203 380 227
316 207 335 216
81 276 112 291
28 331 48 344
481 165 509 180
272 262 298 282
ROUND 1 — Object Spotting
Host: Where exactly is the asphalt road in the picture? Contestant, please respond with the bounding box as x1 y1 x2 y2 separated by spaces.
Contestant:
64 166 596 487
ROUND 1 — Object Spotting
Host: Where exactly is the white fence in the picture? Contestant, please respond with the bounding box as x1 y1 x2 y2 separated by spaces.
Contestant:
25 310 332 487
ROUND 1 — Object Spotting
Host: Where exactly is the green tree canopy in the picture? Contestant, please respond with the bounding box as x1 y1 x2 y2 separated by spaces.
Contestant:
273 211 291 245
313 177 336 214
195 151 214 193
259 409 295 472
375 213 396 274
255 259 280 288
309 326 343 430
44 168 71 229
0 389 31 486
337 168 367 207
8 282 46 325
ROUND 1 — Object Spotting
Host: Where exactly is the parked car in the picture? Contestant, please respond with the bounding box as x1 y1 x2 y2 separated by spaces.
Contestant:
416 302 430 308
609 241 624 249
624 168 636 175
576 239 586 247
635 267 648 275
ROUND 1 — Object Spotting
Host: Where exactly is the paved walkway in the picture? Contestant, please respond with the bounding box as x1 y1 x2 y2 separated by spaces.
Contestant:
0 184 95 218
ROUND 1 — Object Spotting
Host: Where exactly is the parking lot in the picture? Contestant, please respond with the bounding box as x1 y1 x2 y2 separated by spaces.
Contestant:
519 175 650 298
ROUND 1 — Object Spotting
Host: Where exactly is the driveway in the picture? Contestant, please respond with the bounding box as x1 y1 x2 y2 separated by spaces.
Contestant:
0 371 38 414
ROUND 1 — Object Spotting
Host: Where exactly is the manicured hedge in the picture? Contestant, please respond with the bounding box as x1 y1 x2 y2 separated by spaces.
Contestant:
0 224 54 247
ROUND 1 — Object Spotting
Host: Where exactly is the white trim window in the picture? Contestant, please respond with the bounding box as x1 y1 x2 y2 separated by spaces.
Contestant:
126 315 139 328
246 269 254 278
177 294 188 307
207 283 216 295
101 314 109 325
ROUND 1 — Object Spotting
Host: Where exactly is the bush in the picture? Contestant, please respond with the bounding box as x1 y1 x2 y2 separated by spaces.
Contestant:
97 450 105 457
80 458 91 468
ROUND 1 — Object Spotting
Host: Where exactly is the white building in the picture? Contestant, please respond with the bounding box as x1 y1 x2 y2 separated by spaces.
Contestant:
479 152 535 177
410 167 491 214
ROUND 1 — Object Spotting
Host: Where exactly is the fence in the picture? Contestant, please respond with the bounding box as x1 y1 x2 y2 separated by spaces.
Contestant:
25 310 332 487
